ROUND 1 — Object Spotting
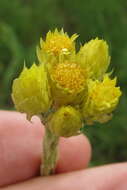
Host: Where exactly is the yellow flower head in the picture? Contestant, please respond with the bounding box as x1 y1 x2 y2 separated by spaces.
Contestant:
48 106 82 137
51 61 85 93
78 38 110 79
37 28 78 63
12 64 52 120
82 75 122 124
12 29 122 131
50 61 88 105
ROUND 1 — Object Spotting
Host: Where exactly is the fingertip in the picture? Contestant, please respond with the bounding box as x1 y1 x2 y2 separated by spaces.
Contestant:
56 134 91 173
0 111 91 186
0 111 44 186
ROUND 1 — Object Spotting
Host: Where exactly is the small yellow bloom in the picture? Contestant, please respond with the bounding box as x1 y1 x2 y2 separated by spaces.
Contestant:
48 106 82 137
52 61 85 92
78 38 110 79
50 61 87 106
12 29 122 131
82 75 122 124
12 64 52 120
37 28 78 64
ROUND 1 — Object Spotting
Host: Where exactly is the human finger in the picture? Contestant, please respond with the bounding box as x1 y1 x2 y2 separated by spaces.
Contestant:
3 163 127 190
0 111 91 186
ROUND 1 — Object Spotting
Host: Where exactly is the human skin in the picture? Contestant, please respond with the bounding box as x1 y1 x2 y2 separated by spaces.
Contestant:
0 111 127 190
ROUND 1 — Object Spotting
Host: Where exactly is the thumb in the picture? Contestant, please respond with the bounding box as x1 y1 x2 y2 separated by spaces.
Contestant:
3 163 127 190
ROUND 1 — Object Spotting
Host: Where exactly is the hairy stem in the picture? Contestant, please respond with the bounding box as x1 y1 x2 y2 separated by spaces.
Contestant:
40 126 59 176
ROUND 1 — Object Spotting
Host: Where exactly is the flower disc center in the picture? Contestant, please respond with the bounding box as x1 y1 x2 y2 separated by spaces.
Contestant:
51 62 86 92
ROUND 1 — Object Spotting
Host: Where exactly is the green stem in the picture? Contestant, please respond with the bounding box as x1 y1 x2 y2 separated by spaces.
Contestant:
40 126 59 176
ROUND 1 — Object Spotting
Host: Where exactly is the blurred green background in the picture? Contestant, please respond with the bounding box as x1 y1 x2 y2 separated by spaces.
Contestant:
0 0 127 165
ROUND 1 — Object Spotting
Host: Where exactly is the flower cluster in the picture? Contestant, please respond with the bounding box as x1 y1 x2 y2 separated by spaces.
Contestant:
12 29 122 137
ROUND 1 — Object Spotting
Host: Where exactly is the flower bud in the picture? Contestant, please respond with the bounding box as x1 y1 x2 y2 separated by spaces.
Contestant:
82 75 122 125
48 106 82 137
12 63 52 120
78 38 110 79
